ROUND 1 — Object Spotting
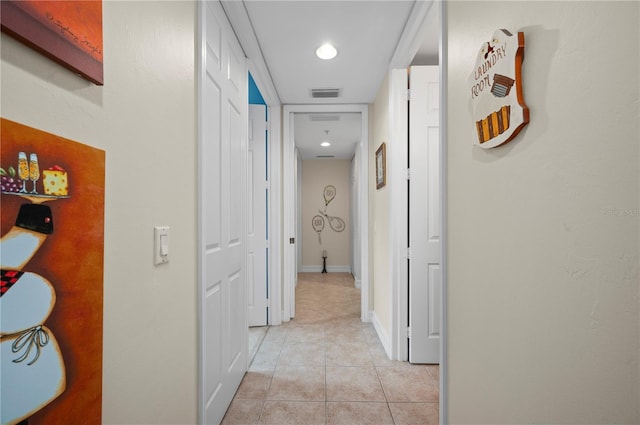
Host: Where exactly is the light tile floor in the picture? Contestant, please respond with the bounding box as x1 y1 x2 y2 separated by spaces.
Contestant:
223 272 439 425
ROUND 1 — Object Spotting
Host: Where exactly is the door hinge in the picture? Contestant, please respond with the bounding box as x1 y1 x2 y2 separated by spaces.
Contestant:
404 168 411 180
266 298 271 308
406 88 411 101
406 247 412 260
406 327 412 338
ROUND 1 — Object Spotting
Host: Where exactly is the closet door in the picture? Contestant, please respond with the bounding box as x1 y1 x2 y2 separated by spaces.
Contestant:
409 65 441 364
198 2 248 423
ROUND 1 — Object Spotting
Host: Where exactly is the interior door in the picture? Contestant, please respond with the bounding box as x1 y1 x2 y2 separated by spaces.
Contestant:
199 2 248 423
248 104 268 326
408 65 441 364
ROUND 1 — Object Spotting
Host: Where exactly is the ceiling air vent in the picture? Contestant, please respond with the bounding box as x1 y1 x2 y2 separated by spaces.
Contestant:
316 155 335 158
310 88 342 99
309 114 340 122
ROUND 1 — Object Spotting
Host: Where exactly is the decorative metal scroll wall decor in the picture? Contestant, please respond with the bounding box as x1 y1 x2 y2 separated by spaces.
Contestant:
312 185 345 245
469 29 529 148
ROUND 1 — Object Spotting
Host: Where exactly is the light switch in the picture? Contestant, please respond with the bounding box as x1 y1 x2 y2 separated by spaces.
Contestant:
160 234 169 256
154 226 170 265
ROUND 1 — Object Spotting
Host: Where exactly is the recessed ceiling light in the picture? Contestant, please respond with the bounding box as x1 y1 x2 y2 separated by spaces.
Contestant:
321 141 331 147
316 43 337 60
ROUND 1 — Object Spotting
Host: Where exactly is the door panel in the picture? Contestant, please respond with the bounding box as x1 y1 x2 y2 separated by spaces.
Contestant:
409 65 441 364
248 104 268 326
200 2 248 423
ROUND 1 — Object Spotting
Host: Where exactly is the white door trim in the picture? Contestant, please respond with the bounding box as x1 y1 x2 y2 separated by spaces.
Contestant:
223 1 283 326
389 69 410 362
388 1 448 422
247 60 282 326
267 103 282 325
248 104 269 327
283 104 369 322
438 3 449 423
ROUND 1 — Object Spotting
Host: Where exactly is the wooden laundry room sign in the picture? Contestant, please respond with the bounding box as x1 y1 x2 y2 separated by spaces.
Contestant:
469 29 529 148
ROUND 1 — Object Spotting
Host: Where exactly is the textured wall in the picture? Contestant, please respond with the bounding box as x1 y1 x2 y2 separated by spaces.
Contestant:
370 72 392 336
446 1 639 423
1 2 198 423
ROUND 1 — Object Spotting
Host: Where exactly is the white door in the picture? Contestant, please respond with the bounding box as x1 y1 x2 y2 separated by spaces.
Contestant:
248 104 268 326
198 2 248 423
408 65 441 364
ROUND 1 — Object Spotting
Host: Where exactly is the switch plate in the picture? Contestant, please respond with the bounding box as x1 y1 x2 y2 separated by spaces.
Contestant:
154 226 170 265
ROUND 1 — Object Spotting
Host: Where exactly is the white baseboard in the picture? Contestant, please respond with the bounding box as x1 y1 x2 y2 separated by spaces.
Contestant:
354 278 361 289
371 311 392 360
300 265 352 273
364 309 372 322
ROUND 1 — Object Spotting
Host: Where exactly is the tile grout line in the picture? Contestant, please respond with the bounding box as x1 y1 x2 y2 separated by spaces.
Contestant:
257 324 286 423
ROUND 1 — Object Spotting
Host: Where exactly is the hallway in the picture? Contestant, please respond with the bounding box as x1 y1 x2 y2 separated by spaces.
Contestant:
222 273 439 424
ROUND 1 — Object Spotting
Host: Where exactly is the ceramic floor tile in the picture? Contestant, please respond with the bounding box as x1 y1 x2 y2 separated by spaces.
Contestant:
326 332 366 345
235 371 272 400
249 326 268 361
262 326 287 344
249 341 282 373
267 365 325 401
326 341 373 367
368 343 403 367
326 366 385 402
225 273 440 423
278 340 325 366
426 365 439 382
291 313 327 325
222 399 264 425
326 322 365 335
388 402 439 425
326 402 394 425
376 366 439 402
285 324 325 343
258 401 325 425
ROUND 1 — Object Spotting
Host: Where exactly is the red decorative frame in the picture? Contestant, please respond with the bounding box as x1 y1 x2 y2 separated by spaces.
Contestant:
1 1 103 85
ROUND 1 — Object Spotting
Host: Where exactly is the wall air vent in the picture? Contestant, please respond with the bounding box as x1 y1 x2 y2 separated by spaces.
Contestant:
309 114 341 122
310 88 342 98
316 155 335 158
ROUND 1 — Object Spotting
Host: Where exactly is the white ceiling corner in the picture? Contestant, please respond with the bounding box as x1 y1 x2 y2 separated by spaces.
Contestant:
224 0 440 159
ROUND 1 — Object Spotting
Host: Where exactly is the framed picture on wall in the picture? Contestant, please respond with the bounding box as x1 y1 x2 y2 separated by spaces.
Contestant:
0 0 104 85
376 142 386 190
1 118 105 424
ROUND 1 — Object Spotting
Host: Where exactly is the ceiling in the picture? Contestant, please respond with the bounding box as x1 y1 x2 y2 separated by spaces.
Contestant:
294 112 361 160
226 0 440 159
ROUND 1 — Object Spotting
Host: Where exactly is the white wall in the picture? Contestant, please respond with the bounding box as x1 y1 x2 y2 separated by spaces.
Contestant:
370 73 391 335
300 159 351 271
446 1 639 423
1 2 198 423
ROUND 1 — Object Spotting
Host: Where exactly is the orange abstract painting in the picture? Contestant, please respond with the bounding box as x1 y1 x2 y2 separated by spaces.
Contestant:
1 118 105 424
1 1 103 85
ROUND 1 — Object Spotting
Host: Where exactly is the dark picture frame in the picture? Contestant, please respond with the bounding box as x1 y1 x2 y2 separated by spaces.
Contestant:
376 142 386 190
1 1 104 85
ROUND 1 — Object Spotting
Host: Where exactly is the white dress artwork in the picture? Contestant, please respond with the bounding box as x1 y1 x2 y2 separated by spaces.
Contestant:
1 211 66 425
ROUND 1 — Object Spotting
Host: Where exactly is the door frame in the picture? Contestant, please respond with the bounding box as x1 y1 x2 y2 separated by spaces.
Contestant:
221 1 283 327
282 104 369 322
387 1 448 422
247 63 282 326
196 1 250 422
